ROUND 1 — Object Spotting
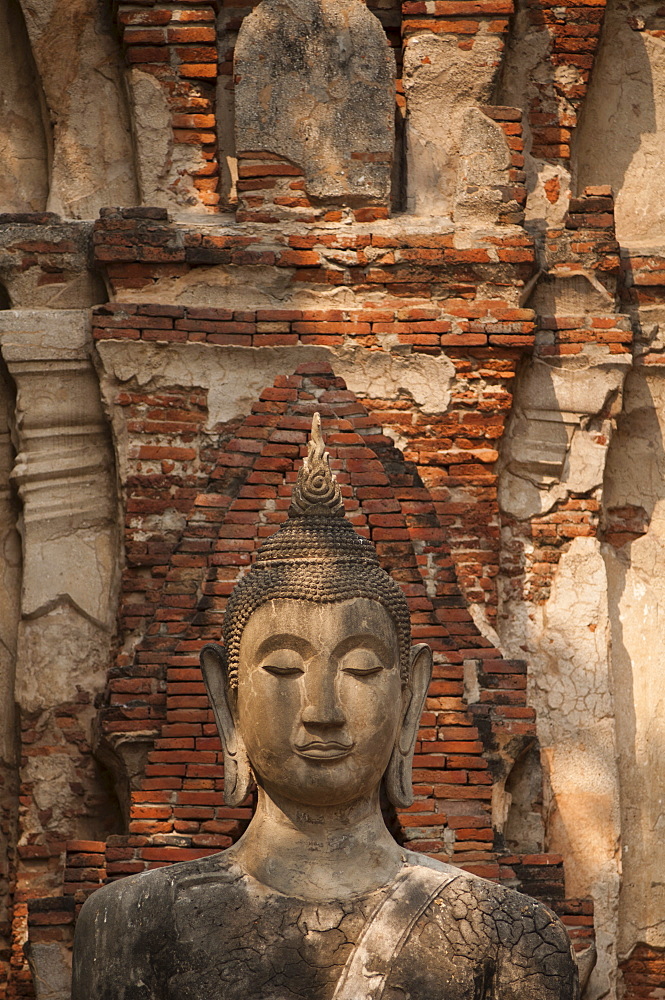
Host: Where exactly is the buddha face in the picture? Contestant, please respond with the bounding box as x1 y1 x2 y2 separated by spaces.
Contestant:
236 598 405 807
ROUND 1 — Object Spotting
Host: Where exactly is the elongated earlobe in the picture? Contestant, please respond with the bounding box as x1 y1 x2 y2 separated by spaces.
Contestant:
385 643 433 809
200 643 252 808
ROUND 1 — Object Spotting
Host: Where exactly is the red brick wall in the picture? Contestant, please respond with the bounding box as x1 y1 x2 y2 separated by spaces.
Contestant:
18 360 601 1000
620 946 665 999
55 362 590 915
94 360 530 859
521 0 607 163
117 2 222 209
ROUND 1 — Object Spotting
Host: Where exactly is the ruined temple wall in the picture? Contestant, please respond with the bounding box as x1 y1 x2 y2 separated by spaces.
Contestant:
0 0 664 996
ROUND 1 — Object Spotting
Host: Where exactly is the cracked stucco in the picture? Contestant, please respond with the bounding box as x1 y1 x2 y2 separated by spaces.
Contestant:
499 537 621 1000
95 341 455 471
603 371 665 956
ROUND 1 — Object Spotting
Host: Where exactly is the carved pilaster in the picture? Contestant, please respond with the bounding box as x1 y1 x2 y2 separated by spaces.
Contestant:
0 307 122 997
0 308 121 824
0 310 121 829
0 310 117 630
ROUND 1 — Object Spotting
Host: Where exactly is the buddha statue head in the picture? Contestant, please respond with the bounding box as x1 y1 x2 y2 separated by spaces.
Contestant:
200 413 432 813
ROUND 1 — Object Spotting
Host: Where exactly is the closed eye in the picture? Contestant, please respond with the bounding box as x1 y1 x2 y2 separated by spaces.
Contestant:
343 664 383 677
260 648 305 677
340 649 385 677
262 664 303 677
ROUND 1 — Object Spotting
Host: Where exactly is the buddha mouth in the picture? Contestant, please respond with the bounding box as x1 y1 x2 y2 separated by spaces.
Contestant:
295 740 354 760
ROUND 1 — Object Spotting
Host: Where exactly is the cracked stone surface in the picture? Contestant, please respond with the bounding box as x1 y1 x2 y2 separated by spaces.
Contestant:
73 853 579 1000
498 539 622 1000
497 350 630 999
234 0 395 206
499 357 628 520
603 371 665 956
17 0 138 219
403 32 503 218
0 0 49 213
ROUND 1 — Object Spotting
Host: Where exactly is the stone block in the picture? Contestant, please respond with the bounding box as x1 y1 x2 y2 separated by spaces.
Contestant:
234 0 395 207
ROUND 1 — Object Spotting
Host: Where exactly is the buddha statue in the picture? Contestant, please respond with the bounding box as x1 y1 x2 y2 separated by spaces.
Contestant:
72 414 580 1000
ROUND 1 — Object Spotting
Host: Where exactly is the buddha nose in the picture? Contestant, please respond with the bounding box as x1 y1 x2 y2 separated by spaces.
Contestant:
301 659 346 728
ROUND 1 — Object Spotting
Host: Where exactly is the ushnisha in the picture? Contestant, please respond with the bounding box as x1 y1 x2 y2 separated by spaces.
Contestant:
73 413 580 1000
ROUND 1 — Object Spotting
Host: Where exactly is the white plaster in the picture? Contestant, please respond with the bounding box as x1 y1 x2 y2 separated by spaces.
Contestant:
499 537 622 1000
95 342 455 440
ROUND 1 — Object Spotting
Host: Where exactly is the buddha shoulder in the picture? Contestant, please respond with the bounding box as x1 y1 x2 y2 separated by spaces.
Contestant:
429 866 580 998
72 854 239 1000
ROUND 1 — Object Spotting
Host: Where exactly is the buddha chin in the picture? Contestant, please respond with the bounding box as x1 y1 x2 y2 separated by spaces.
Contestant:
72 414 580 1000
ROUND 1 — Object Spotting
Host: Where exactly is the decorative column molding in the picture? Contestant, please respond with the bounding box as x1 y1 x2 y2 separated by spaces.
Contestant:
0 310 117 630
0 308 122 997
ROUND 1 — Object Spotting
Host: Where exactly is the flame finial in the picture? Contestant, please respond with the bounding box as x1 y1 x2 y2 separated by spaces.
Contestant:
288 412 345 518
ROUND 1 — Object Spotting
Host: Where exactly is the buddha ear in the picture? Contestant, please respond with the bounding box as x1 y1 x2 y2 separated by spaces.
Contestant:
385 643 432 809
200 643 252 808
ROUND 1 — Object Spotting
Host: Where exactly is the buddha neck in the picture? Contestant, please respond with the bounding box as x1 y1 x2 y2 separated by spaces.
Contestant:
230 785 405 901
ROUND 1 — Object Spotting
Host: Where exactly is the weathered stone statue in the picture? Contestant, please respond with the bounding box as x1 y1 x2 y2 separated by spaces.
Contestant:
72 414 580 1000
